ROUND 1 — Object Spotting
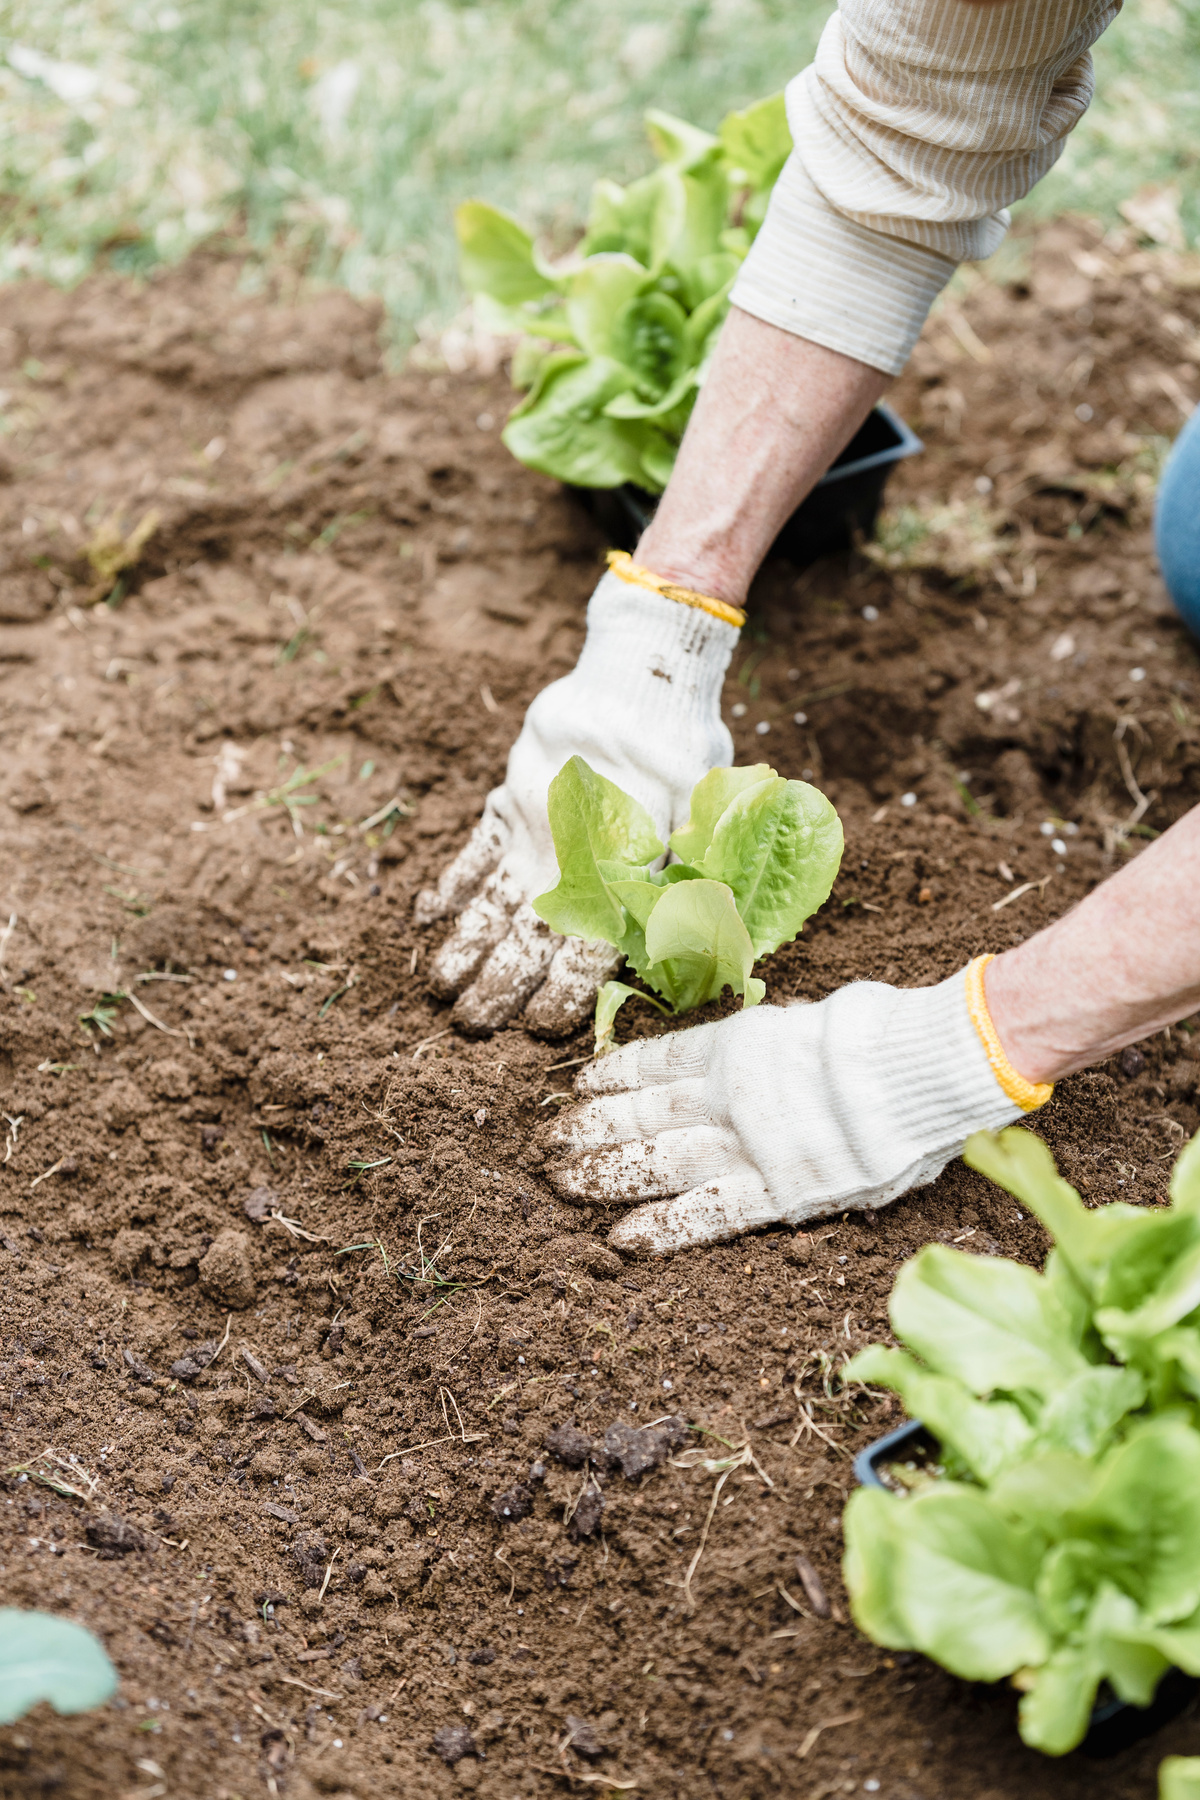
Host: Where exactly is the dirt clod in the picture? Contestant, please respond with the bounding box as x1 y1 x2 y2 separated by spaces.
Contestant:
601 1416 687 1479
433 1724 477 1766
243 1186 277 1223
197 1227 257 1309
85 1515 147 1558
489 1485 534 1524
545 1422 593 1467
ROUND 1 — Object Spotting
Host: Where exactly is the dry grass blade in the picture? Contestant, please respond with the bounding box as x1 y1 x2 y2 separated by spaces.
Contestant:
269 1209 331 1244
318 1545 340 1601
377 1385 486 1467
277 1674 343 1701
7 1448 102 1504
125 986 196 1047
790 1402 845 1456
29 1157 69 1192
206 1312 234 1368
797 1709 862 1759
679 1442 774 1613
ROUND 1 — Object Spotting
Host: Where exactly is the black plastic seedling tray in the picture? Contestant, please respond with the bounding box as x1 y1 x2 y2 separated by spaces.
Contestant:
573 402 921 569
856 1420 1199 1758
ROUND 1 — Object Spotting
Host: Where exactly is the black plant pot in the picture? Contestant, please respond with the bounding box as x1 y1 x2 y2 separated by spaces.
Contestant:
572 402 922 570
855 1420 1200 1759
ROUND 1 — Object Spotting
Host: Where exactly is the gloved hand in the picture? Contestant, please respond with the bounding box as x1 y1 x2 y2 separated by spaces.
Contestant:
546 963 1047 1251
415 568 740 1037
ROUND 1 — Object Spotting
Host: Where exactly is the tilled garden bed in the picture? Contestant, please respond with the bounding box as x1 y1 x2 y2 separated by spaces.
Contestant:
1 220 1200 1799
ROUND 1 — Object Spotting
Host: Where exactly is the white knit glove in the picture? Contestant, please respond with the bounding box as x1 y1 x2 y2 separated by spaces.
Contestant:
547 968 1037 1252
415 570 739 1037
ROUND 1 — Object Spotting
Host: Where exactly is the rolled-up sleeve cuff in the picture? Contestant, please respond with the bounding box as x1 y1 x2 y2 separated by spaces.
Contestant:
729 152 958 377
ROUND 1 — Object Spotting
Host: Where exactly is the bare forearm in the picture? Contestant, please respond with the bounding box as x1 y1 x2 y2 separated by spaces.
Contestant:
987 807 1200 1084
636 306 889 608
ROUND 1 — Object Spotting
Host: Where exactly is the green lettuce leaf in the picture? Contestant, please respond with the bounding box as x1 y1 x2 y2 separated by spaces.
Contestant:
502 354 657 488
670 159 735 308
888 1243 1092 1400
988 1450 1097 1538
608 291 688 396
565 255 649 359
1019 1583 1177 1754
532 756 662 950
455 200 559 307
684 773 843 957
844 1344 1033 1481
1064 1420 1200 1624
843 1485 1050 1682
1172 1132 1200 1212
592 979 669 1057
582 168 685 274
1016 1642 1103 1757
644 109 719 171
1161 1757 1200 1800
637 432 679 493
1035 1365 1146 1458
965 1128 1200 1316
641 878 761 1012
603 366 698 422
717 91 792 191
669 765 775 865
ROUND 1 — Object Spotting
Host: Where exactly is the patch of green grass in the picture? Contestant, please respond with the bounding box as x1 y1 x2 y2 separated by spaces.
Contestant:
0 0 1195 348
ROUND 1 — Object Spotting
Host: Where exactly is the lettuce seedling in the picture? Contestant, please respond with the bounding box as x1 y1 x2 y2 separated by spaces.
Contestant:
533 757 842 1048
1162 1757 1200 1799
454 92 792 493
843 1126 1200 1757
0 1608 116 1723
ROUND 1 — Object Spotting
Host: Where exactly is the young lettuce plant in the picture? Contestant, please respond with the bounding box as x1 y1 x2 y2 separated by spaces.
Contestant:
842 1126 1200 1757
0 1608 116 1723
532 757 842 1049
454 93 791 493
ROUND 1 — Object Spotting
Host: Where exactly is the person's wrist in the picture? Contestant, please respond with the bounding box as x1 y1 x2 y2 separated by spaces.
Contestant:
982 952 1064 1087
631 530 748 612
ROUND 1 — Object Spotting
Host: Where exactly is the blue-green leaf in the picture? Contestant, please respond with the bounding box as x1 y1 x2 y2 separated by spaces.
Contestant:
0 1610 117 1724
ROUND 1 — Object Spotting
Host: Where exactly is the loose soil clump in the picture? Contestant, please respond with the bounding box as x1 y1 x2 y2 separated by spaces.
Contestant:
1 222 1200 1798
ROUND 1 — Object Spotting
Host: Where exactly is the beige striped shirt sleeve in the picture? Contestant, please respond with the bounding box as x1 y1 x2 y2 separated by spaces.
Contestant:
730 0 1121 375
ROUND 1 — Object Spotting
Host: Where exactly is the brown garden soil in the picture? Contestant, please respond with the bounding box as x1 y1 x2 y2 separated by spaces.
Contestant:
1 217 1200 1800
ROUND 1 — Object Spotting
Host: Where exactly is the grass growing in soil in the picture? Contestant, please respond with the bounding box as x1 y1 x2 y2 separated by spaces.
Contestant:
0 0 1196 345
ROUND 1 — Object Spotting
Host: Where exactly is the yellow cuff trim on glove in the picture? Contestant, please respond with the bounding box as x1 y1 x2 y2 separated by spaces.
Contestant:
965 955 1054 1113
606 550 746 630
